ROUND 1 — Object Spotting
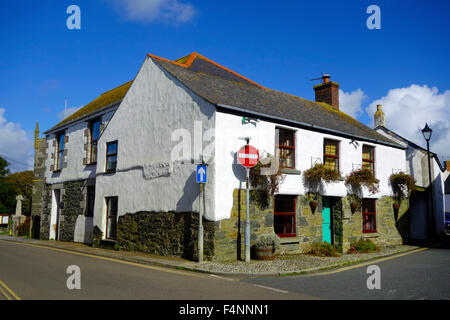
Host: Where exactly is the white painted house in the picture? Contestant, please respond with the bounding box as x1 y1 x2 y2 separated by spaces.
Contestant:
34 52 411 261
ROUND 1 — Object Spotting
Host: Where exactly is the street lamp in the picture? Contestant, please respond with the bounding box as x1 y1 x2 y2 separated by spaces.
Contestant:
421 123 434 239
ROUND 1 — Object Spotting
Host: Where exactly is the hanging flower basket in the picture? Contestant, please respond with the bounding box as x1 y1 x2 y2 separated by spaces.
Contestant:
309 200 318 212
393 203 400 210
351 202 358 213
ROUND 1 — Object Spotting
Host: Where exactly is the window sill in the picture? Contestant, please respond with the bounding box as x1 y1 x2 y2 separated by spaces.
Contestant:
85 162 97 166
280 168 301 175
278 236 300 244
105 170 116 174
363 232 379 238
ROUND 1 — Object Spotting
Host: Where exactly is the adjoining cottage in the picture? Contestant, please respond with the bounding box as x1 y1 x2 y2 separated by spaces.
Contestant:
32 52 411 261
373 105 448 240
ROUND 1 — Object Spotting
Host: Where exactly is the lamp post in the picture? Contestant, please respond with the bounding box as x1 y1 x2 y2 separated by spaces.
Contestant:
421 123 435 239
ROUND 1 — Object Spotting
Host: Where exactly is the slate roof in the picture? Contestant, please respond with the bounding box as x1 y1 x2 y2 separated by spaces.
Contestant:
46 81 133 133
46 52 403 149
149 52 402 148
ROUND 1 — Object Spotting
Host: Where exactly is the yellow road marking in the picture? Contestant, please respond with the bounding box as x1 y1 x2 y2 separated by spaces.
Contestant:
0 284 12 300
307 247 430 277
0 279 21 300
0 240 218 280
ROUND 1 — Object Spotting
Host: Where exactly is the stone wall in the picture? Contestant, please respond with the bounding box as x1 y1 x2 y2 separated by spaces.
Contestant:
213 189 410 261
116 211 217 260
39 184 52 240
39 180 89 241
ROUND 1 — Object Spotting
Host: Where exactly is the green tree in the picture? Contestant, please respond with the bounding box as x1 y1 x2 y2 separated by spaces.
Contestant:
0 156 16 214
6 170 33 215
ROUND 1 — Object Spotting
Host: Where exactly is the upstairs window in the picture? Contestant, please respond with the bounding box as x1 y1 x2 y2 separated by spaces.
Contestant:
106 141 118 172
56 132 65 170
323 139 339 171
362 145 375 175
362 199 376 233
274 195 296 237
89 119 101 164
276 128 295 168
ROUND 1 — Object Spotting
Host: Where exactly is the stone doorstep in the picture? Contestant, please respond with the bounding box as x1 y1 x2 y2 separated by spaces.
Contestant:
0 236 435 277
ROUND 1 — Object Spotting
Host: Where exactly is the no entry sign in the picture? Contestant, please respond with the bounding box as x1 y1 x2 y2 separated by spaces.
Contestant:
237 145 259 168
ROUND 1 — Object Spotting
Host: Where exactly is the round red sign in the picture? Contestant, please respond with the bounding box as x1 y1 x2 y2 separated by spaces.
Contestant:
237 145 259 168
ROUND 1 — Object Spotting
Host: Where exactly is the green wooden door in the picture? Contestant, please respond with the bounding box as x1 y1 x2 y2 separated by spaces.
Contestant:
322 197 332 243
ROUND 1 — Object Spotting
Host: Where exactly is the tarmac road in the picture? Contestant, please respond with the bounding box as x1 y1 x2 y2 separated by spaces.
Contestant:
0 240 319 300
242 241 450 300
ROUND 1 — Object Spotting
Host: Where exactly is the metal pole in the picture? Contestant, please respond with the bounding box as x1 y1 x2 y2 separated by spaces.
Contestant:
198 183 204 263
245 167 250 262
426 140 435 239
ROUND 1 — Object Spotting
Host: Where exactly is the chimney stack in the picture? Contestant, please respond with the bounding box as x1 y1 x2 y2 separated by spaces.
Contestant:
313 74 340 110
373 104 386 128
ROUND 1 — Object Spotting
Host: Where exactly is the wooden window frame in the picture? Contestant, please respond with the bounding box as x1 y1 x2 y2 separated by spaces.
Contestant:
105 197 118 240
89 118 101 165
276 128 296 169
362 145 375 177
55 131 65 171
323 138 340 171
106 141 118 173
274 195 296 238
86 186 95 217
362 199 377 233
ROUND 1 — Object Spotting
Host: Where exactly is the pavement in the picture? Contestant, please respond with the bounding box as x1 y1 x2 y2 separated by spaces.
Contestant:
0 235 446 277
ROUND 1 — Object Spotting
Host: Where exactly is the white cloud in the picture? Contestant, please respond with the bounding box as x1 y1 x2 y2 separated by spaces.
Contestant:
366 84 450 162
339 88 367 118
111 0 197 23
57 106 82 121
0 108 34 172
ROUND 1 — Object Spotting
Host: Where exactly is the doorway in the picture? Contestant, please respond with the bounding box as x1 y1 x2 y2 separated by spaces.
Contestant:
322 197 332 243
50 189 61 240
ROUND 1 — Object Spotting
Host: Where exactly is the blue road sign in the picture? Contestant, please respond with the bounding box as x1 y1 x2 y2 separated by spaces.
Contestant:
196 165 207 183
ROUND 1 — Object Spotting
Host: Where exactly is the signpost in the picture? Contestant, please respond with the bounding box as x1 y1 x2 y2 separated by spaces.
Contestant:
196 164 207 263
237 141 259 262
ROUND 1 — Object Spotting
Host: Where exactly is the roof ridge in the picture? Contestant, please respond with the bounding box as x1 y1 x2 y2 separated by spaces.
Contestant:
147 52 265 89
99 80 133 96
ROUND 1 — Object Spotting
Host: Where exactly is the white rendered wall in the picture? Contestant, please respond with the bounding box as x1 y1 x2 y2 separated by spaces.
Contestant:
94 57 216 234
214 112 407 221
44 110 116 184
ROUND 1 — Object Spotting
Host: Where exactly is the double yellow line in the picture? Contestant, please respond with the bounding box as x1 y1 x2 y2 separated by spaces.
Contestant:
0 280 21 300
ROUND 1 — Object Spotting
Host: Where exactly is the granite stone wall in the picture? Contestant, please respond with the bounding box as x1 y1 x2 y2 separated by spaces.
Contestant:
39 180 88 241
213 189 410 260
116 211 217 260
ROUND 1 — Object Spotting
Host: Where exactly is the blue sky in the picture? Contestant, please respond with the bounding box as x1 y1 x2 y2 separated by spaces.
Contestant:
0 0 449 171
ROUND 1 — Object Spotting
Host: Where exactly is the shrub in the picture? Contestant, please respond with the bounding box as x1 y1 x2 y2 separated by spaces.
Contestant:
345 169 380 194
304 164 342 183
254 233 281 249
389 172 415 198
348 238 379 254
308 242 341 257
16 216 30 237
